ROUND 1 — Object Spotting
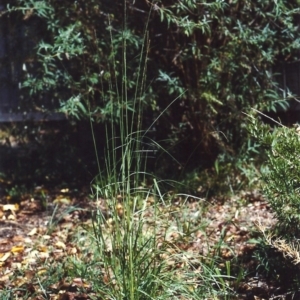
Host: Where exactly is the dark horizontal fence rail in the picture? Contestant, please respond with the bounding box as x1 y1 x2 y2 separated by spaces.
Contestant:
0 112 66 122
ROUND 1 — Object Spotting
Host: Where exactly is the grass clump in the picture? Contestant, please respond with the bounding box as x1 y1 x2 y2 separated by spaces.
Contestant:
0 2 239 299
77 5 233 299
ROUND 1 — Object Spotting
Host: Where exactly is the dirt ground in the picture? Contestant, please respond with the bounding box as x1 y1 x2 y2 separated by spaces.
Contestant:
0 186 298 299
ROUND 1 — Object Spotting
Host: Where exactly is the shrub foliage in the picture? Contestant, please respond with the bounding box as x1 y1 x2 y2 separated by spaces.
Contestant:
250 117 300 237
5 0 300 171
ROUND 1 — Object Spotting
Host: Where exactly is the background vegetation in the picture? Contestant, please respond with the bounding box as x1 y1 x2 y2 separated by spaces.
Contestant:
3 0 299 185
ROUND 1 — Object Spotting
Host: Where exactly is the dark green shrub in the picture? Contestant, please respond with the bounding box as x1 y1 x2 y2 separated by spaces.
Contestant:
250 116 300 237
149 0 299 169
5 1 300 174
248 115 300 293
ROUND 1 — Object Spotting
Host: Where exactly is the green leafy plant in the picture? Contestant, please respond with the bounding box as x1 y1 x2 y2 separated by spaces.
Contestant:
249 112 300 292
150 0 298 170
249 114 300 237
7 0 300 175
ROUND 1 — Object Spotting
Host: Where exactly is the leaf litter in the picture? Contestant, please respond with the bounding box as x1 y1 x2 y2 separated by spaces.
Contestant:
0 186 289 299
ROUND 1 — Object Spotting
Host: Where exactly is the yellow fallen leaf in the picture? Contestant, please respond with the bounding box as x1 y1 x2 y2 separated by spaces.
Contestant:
60 188 69 193
0 252 11 262
53 196 71 205
11 245 24 253
37 268 47 275
2 204 19 211
15 277 27 287
38 245 48 252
